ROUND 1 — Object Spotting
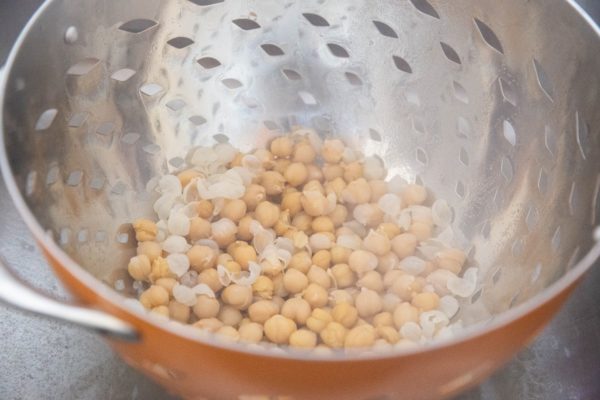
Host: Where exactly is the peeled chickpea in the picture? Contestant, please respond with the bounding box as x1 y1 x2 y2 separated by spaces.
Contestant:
363 230 391 256
348 250 378 275
281 297 312 325
271 136 294 158
391 233 418 259
242 184 266 211
261 171 285 196
221 284 253 310
189 217 211 241
357 270 384 293
283 268 309 294
391 274 422 301
216 326 240 342
218 305 243 327
373 312 394 327
139 285 169 309
320 322 347 348
128 254 151 281
332 302 359 328
377 252 399 274
220 199 247 223
402 184 427 206
308 250 328 270
193 295 220 319
137 241 162 262
255 201 280 228
325 177 346 198
328 204 348 227
252 275 274 299
369 180 388 202
306 164 324 182
306 308 333 333
344 325 376 348
281 191 303 216
290 329 318 349
303 283 329 308
155 277 177 294
187 245 217 272
289 251 312 274
377 326 400 344
293 141 317 163
323 164 344 181
343 162 363 182
342 178 371 205
264 315 297 344
321 139 345 163
274 210 292 236
237 215 254 241
412 292 440 311
151 305 170 318
410 222 432 241
133 219 157 242
435 248 467 275
307 265 331 289
238 322 263 343
330 246 351 264
177 168 202 187
196 200 214 219
292 212 312 231
248 300 280 323
329 289 355 306
193 318 223 332
378 223 401 239
168 301 191 323
211 219 237 248
355 288 383 318
393 302 419 329
353 204 384 227
231 244 257 268
149 257 174 282
274 159 292 175
330 263 356 288
284 162 309 187
310 216 333 233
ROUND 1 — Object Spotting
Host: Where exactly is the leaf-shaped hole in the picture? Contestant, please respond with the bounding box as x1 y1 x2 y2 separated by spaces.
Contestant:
327 43 350 58
533 59 554 101
409 0 440 19
232 18 261 30
302 13 330 27
118 19 158 34
474 18 504 54
197 57 222 69
373 20 398 38
167 37 194 49
345 72 362 86
261 44 285 56
392 55 412 73
282 69 301 81
188 0 224 5
441 42 461 64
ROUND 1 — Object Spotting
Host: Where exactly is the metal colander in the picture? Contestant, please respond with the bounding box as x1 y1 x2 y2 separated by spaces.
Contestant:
1 0 600 397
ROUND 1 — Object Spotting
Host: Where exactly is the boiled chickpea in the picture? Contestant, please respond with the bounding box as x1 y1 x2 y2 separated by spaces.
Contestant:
320 322 347 348
216 326 240 342
220 199 247 223
242 184 266 211
332 302 359 328
284 162 309 187
357 270 384 293
321 139 345 163
139 285 169 309
187 245 217 272
218 305 243 327
344 325 376 348
281 191 303 216
137 241 162 262
391 233 418 259
264 315 297 344
355 288 383 318
289 329 318 349
292 212 312 231
330 263 356 288
189 217 211 241
412 292 440 311
248 300 280 323
270 136 294 158
196 200 214 219
252 275 274 299
402 184 427 206
303 283 329 308
261 171 285 196
177 169 202 187
328 204 348 227
311 216 335 233
293 141 317 163
373 312 394 327
323 164 344 181
193 318 223 332
168 300 191 323
393 302 419 329
306 308 333 333
283 268 309 294
237 215 254 241
128 255 151 281
307 265 332 289
368 180 388 202
281 297 312 325
221 284 253 310
255 201 280 228
238 322 263 343
133 218 157 242
343 162 363 182
193 295 220 319
231 244 257 268
330 246 351 264
342 178 371 205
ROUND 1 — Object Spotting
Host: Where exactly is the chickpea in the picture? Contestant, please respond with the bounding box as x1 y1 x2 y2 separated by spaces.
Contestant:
242 184 266 211
128 254 151 281
293 141 317 164
137 241 162 262
177 168 202 187
220 199 247 223
343 162 363 182
402 184 427 206
373 312 394 327
342 178 371 205
344 325 376 348
211 219 237 248
310 250 330 270
410 222 432 241
155 277 177 294
261 171 286 196
248 300 280 323
149 257 174 282
264 315 297 344
325 177 346 199
292 212 313 231
193 295 220 319
139 285 169 309
187 245 217 272
330 263 356 288
289 329 318 349
323 164 344 181
301 190 329 217
355 288 383 318
218 306 243 327
391 233 418 259
306 164 324 182
193 318 223 333
393 302 419 329
435 248 466 275
133 218 157 242
412 292 440 311
348 250 378 275
306 308 333 333
283 162 309 187
217 253 233 266
369 180 388 202
189 217 211 242
281 191 303 216
321 139 345 164
196 199 214 219
270 136 294 158
377 252 399 274
353 204 384 227
283 268 309 294
377 326 400 344
273 210 292 236
281 297 312 325
252 275 274 299
378 223 401 240
231 244 257 268
254 148 275 169
310 216 333 233
229 152 244 167
362 230 391 256
274 159 292 175
320 322 347 348
221 284 253 310
237 215 254 241
332 302 359 328
328 204 348 227
357 270 384 293
289 251 312 274
255 201 280 228
151 305 170 318
168 301 191 323
216 326 240 342
391 274 422 301
238 322 263 343
330 246 351 265
307 265 332 289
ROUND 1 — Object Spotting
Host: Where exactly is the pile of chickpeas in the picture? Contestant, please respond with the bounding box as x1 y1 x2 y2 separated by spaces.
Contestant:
127 129 470 352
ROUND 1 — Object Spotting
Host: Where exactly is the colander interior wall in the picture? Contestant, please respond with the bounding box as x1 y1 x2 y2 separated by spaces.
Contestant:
3 0 600 325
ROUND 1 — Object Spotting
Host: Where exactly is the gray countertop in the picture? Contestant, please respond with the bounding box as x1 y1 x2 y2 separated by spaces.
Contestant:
1 1 599 399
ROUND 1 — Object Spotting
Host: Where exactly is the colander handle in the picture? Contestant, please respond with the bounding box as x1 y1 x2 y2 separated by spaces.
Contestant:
0 257 139 341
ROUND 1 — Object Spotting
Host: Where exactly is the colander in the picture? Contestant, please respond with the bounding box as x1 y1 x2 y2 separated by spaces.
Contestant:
1 0 600 399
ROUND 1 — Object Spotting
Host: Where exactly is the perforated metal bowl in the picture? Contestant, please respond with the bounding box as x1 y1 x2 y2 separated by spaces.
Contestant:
1 0 600 399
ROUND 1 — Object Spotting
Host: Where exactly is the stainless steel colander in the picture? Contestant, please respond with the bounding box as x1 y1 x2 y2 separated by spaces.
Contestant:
1 0 600 399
